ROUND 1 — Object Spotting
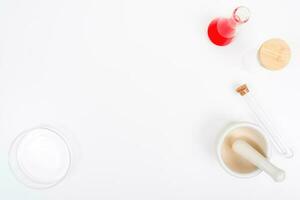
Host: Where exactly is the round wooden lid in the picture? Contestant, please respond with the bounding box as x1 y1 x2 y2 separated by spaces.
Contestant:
258 38 291 71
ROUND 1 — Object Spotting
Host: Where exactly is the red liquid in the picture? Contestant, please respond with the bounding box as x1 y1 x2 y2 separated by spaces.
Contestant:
207 18 236 46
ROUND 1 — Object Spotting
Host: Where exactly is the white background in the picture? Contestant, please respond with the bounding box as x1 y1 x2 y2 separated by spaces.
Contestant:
0 0 300 199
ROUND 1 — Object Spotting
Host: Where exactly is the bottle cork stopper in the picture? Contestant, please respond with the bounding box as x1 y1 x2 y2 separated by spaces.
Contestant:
236 84 249 96
258 38 291 71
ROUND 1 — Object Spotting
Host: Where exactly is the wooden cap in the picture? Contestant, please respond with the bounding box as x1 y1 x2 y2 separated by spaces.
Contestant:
236 84 249 96
258 38 291 71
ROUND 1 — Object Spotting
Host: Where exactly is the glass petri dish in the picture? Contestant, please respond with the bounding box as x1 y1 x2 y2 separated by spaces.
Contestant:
9 126 71 189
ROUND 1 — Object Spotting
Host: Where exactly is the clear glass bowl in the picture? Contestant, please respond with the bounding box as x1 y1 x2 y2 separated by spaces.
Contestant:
9 126 72 189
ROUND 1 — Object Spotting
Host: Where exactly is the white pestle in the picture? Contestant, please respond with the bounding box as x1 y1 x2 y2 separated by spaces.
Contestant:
232 139 285 182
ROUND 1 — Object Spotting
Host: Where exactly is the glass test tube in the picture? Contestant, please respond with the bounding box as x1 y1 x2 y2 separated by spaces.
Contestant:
236 84 293 158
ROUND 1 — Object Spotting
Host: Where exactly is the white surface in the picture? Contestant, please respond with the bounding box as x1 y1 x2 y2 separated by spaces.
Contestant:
0 0 300 199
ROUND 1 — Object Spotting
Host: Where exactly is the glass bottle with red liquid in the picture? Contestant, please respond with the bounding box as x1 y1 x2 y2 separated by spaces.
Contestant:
208 6 250 46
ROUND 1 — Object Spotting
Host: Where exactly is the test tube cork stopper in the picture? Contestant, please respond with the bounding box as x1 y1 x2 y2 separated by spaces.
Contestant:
236 84 249 96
